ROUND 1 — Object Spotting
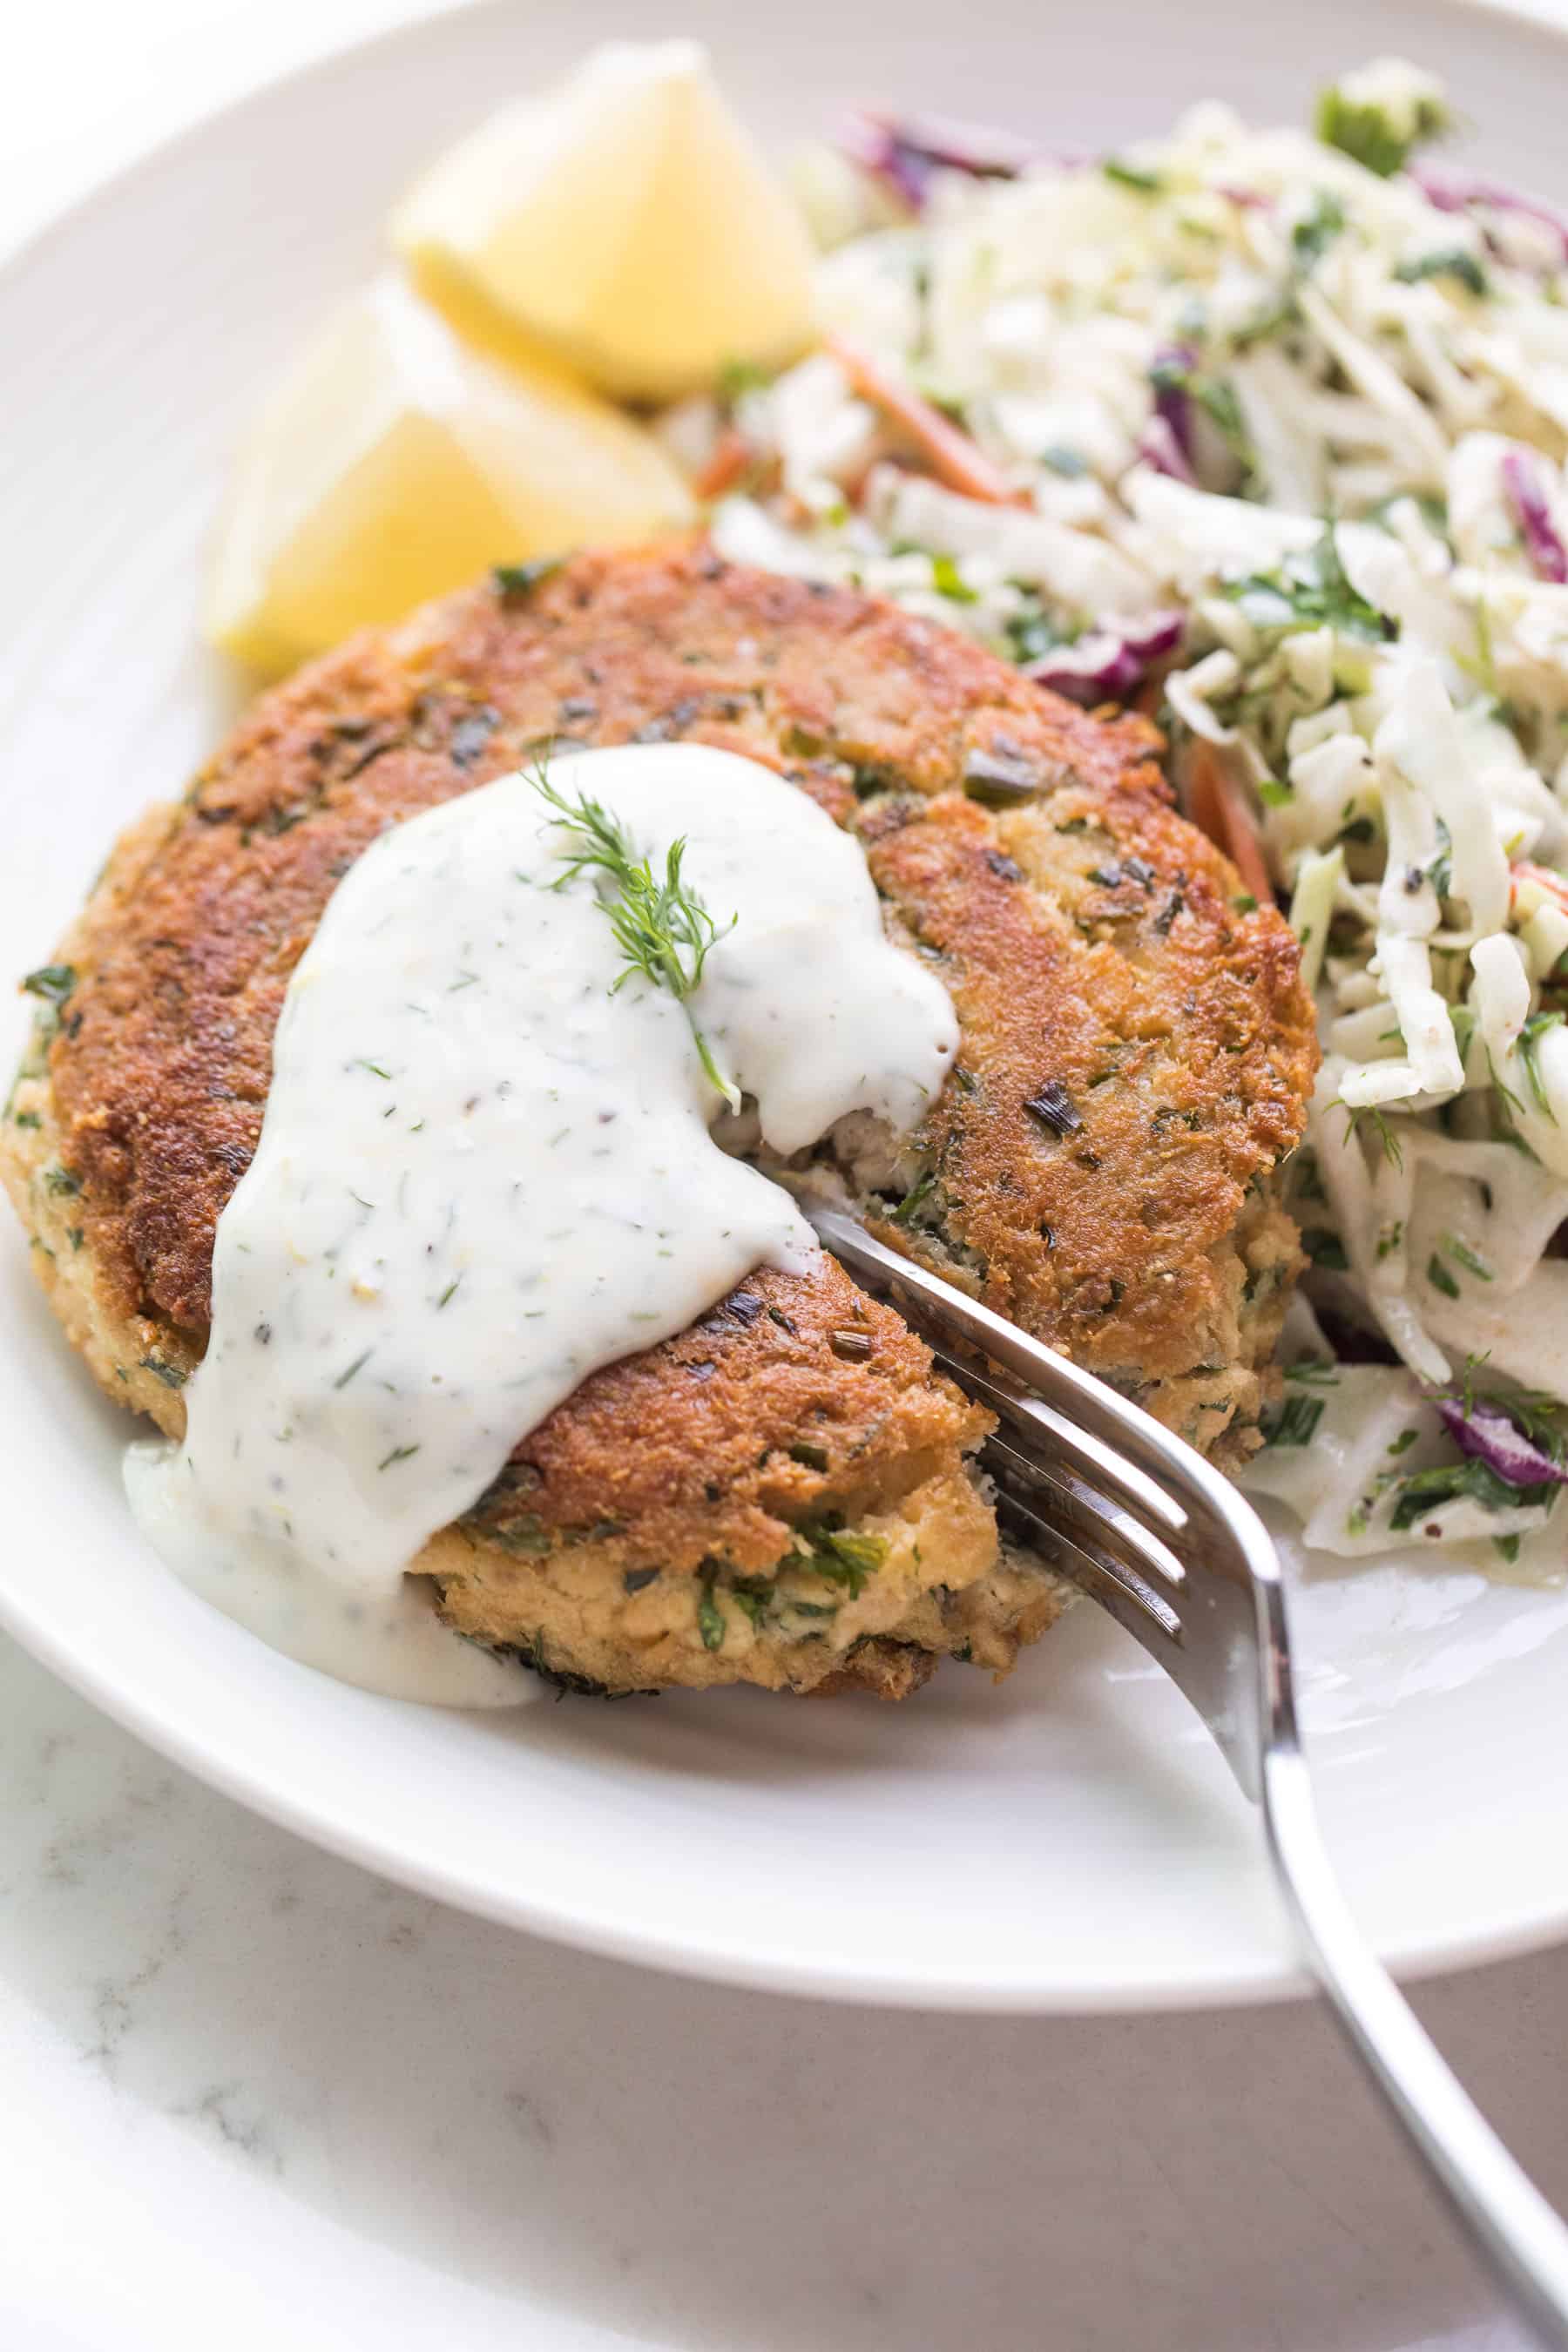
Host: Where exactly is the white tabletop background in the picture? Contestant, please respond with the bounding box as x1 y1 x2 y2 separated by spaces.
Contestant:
3 6 1566 2349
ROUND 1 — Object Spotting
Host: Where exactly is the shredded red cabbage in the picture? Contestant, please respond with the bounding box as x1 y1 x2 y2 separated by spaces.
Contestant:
1137 416 1197 484
1434 1395 1568 1490
839 114 930 210
1502 449 1568 584
1413 167 1568 264
1149 344 1199 466
1026 611 1184 704
839 112 1048 211
1031 644 1144 703
1120 611 1186 659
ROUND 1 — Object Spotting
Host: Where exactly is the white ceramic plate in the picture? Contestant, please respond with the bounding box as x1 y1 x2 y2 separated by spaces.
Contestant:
4 0 1568 2013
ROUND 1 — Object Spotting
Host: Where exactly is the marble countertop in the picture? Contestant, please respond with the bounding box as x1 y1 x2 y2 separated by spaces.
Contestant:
4 8 1568 2349
3 1623 1565 2352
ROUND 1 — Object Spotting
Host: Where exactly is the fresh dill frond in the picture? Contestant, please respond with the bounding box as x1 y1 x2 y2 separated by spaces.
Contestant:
1260 1392 1325 1447
1427 1252 1462 1300
1441 1233 1494 1283
1283 1357 1339 1387
1518 1010 1565 1122
530 767 740 1108
1485 1044 1525 1121
1338 1099 1405 1169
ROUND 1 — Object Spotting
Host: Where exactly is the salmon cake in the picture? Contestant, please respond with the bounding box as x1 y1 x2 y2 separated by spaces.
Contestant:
1 544 1318 1699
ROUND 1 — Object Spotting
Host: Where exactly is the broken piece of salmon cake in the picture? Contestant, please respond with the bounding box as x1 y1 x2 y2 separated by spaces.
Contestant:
1 544 1317 1699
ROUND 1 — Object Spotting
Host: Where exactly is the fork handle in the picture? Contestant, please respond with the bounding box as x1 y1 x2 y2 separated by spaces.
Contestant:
803 1195 1568 2328
1262 1737 1568 2346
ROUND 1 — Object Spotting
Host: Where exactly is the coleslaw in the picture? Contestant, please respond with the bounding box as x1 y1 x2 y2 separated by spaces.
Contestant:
658 61 1568 1575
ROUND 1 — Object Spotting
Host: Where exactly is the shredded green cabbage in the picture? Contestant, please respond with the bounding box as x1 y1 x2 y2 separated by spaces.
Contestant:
654 61 1568 1570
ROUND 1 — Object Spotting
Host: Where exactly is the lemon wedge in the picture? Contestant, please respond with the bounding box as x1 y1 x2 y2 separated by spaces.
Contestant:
206 274 693 673
392 40 814 402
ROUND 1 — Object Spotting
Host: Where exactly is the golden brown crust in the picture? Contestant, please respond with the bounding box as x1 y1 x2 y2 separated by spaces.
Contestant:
472 1257 987 1576
851 776 1316 1437
4 543 1317 1696
42 544 1314 1351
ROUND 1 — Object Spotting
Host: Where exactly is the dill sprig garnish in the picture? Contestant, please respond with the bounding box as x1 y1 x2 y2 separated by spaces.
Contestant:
531 768 740 1109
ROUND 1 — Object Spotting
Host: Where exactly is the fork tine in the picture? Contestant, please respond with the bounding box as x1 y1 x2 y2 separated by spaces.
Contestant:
991 1477 1182 1644
936 1354 1188 1591
981 1424 1188 1598
805 1203 1191 1532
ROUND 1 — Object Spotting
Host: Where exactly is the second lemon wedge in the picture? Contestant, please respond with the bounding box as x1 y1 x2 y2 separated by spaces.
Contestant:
206 274 694 673
392 40 815 402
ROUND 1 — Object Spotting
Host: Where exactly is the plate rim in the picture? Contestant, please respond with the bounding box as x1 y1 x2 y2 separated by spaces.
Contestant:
4 0 1568 2015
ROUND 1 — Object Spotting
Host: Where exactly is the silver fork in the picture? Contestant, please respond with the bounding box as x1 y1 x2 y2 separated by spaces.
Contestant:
807 1200 1568 2349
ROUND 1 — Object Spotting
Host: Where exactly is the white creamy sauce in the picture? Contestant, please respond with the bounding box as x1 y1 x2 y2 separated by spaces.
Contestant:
126 744 957 1702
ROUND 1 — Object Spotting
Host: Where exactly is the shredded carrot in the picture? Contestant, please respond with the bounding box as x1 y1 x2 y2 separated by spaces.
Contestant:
1512 859 1568 916
1186 744 1275 909
693 427 759 502
825 333 1021 506
1186 742 1226 847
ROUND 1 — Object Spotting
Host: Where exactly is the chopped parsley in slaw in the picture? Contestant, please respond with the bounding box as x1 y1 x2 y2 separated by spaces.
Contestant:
657 59 1568 1575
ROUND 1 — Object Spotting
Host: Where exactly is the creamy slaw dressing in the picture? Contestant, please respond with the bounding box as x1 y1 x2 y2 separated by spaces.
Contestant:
660 67 1568 1570
126 745 956 1700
